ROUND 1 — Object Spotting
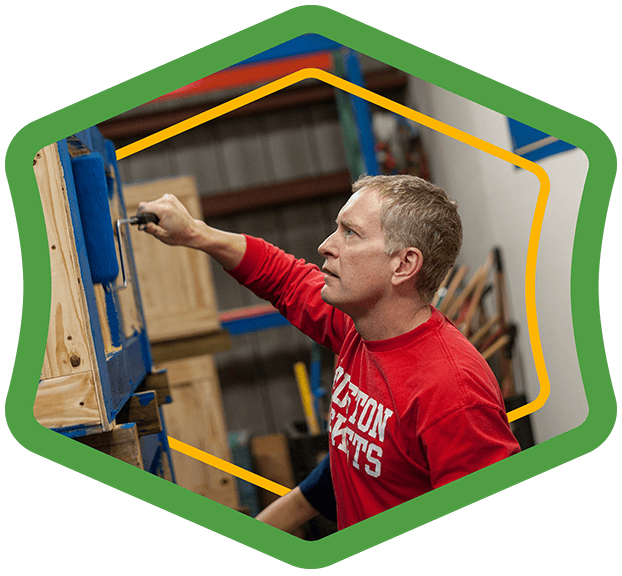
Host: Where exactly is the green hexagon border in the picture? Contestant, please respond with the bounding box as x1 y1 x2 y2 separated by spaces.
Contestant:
4 5 617 568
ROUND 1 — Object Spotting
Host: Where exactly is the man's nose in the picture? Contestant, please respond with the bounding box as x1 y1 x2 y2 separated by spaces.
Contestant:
318 232 338 259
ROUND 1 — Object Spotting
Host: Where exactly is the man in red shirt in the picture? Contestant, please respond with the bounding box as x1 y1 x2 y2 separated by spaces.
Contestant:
138 174 520 530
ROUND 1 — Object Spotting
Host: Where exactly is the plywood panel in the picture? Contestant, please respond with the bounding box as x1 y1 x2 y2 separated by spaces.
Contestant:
34 145 95 380
76 424 144 469
160 354 240 509
122 176 220 342
34 143 107 430
33 372 100 429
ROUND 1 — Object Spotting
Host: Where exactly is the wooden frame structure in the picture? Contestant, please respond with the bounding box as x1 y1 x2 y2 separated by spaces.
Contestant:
32 128 176 479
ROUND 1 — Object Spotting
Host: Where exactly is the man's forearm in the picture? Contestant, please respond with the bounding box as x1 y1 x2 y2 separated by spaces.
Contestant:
138 194 247 270
190 220 247 270
254 486 319 534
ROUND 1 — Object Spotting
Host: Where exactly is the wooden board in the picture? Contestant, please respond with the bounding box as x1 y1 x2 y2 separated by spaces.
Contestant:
160 354 240 509
35 145 95 380
33 144 107 430
93 284 123 356
76 423 144 469
121 176 221 342
33 372 100 429
135 369 172 405
250 433 297 510
115 391 162 437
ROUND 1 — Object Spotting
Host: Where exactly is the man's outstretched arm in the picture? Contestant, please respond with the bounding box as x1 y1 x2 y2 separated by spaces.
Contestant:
254 486 319 534
138 193 246 270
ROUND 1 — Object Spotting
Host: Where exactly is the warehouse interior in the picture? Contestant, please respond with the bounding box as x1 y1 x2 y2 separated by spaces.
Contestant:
32 35 589 540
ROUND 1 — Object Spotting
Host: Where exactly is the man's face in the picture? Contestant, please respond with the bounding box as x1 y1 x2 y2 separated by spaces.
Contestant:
318 187 394 317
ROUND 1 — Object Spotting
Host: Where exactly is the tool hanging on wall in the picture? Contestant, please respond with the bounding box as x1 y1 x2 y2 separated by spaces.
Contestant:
431 247 517 399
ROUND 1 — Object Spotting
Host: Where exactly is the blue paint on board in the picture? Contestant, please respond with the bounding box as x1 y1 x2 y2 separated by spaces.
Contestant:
56 139 116 422
137 391 155 406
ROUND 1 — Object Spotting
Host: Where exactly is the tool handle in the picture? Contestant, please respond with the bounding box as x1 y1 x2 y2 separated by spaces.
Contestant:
132 211 160 226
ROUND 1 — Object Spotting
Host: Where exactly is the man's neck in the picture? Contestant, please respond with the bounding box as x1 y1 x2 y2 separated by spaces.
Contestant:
353 298 432 341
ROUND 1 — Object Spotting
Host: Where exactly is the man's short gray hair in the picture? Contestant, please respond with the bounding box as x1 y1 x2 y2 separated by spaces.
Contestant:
353 174 463 302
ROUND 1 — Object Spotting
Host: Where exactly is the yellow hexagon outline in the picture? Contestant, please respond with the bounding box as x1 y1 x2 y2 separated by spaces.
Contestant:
116 67 550 494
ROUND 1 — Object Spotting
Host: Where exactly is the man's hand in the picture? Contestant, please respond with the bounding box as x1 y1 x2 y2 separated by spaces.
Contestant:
137 194 203 249
137 193 247 270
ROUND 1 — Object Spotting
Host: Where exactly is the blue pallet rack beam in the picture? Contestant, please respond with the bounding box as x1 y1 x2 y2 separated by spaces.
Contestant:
219 304 291 336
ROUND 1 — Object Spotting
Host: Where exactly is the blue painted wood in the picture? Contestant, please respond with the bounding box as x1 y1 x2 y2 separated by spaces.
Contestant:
138 408 177 482
56 139 116 422
344 50 380 176
56 127 154 430
140 432 160 471
53 424 104 439
157 407 177 484
69 130 93 153
106 334 149 420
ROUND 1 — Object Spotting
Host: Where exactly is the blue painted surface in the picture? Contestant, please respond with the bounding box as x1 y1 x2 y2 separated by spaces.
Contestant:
140 432 160 470
70 153 120 284
117 422 136 429
522 139 576 163
344 51 380 176
71 129 94 152
235 34 342 66
157 407 177 484
507 117 576 163
107 334 149 420
105 289 122 347
56 128 154 431
55 421 134 438
222 310 291 335
56 139 116 422
54 424 103 439
309 342 326 429
137 391 155 406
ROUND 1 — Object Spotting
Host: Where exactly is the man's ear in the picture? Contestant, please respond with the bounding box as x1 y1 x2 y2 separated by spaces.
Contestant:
391 247 423 286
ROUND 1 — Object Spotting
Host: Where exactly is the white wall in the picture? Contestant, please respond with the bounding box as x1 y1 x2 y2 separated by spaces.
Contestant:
407 77 590 444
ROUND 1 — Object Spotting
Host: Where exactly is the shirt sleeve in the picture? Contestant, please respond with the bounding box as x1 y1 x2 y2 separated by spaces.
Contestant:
421 404 521 489
226 234 351 354
299 454 337 523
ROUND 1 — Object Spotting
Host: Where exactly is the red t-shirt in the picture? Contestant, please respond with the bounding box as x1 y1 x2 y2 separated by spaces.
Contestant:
229 235 521 529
